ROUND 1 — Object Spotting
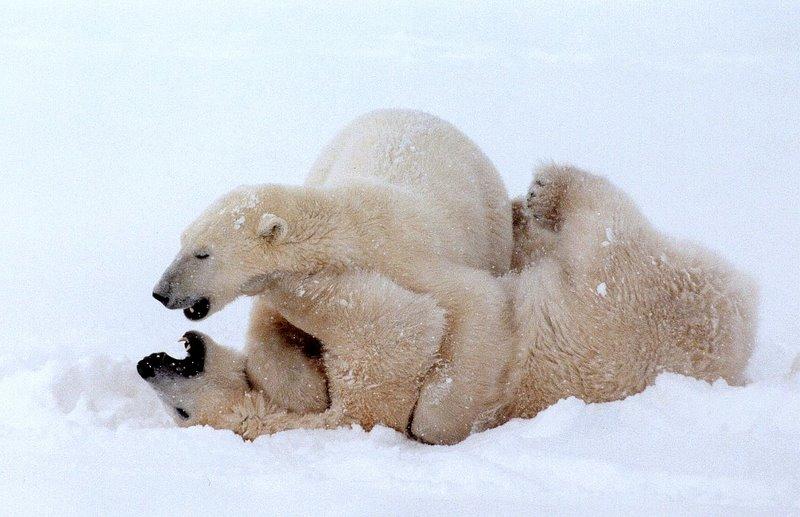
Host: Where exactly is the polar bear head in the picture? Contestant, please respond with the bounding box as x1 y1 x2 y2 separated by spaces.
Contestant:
137 331 249 427
153 184 349 320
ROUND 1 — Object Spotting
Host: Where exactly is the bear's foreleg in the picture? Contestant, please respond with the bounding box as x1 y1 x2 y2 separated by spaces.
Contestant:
225 394 354 441
243 296 329 414
265 271 446 434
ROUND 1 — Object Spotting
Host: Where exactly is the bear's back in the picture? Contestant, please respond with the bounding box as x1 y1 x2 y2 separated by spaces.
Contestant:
305 109 512 274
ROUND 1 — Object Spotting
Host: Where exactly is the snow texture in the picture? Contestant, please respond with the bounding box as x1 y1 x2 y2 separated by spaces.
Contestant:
1 1 798 514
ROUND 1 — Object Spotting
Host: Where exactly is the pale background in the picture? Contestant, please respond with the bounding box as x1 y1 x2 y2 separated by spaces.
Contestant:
1 2 798 513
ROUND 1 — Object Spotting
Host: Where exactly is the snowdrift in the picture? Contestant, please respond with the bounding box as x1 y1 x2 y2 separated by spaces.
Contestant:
2 356 799 513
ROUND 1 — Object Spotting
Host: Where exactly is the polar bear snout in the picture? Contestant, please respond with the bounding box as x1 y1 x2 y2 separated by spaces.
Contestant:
136 331 207 381
152 282 211 321
136 355 158 379
153 257 216 320
152 263 185 310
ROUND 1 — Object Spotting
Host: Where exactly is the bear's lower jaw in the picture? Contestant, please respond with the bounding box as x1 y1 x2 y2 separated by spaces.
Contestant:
184 298 210 320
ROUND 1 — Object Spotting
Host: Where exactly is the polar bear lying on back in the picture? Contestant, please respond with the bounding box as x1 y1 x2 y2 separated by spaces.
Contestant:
503 164 756 417
139 111 757 444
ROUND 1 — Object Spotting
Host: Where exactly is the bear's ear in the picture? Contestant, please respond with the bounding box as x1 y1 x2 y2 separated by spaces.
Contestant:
257 213 288 243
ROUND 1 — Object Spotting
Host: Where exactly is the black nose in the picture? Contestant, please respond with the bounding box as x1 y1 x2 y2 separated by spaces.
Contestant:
137 358 156 379
152 291 170 307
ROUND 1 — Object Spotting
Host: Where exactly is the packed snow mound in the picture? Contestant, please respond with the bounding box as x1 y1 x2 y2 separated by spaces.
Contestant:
2 355 799 514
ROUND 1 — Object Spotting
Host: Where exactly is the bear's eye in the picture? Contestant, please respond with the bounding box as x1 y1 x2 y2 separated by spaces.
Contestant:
175 407 190 419
194 252 210 260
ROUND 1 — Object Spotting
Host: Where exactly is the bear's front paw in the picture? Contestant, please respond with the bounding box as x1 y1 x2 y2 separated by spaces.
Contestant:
228 392 268 440
226 392 286 441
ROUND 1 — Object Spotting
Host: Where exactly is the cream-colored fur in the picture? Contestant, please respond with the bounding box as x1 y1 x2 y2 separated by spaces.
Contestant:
144 164 757 443
155 271 444 439
504 164 757 417
150 109 514 444
230 271 445 440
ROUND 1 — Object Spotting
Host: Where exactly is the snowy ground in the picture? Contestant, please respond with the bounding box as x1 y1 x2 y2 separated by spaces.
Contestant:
1 2 799 514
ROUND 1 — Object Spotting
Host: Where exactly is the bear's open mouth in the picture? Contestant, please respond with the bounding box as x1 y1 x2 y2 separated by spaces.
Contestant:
136 331 206 380
183 298 210 320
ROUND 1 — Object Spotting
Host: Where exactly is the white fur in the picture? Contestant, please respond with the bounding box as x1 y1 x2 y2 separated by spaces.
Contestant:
146 122 757 446
152 109 514 444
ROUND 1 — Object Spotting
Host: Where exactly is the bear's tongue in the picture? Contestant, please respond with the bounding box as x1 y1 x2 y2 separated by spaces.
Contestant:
183 298 210 320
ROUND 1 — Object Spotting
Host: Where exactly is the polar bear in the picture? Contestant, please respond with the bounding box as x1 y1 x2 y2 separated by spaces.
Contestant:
140 163 757 443
139 271 445 438
503 164 757 416
149 109 514 444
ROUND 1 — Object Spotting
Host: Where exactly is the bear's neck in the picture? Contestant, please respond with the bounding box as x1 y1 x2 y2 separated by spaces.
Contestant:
258 183 391 269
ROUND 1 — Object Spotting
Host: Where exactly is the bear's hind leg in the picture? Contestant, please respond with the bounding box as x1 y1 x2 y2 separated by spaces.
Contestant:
526 163 647 277
511 197 557 271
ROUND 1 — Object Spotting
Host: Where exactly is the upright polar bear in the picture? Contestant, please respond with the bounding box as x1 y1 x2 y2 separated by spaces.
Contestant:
147 110 515 444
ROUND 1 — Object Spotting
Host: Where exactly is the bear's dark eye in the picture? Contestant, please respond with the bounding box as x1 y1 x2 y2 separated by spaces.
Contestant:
194 253 210 260
175 407 190 419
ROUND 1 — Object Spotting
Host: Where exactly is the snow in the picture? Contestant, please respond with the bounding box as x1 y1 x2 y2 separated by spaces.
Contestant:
1 2 798 514
3 361 799 513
